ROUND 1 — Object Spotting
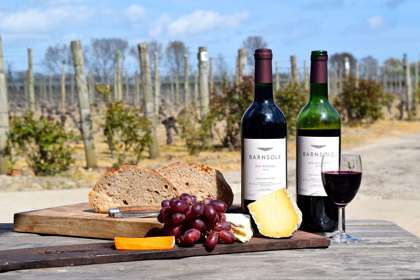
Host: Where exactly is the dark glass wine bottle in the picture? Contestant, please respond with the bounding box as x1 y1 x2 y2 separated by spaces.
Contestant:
296 50 341 232
241 49 287 211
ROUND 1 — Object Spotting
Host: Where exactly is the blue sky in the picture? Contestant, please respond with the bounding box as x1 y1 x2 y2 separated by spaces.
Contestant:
0 0 419 72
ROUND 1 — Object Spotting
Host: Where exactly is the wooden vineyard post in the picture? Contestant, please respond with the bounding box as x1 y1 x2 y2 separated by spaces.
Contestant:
114 50 122 102
70 40 98 169
48 75 53 108
403 54 414 118
134 71 141 107
344 56 351 80
138 42 159 158
274 62 280 92
175 68 180 107
88 72 95 106
183 52 190 106
0 35 10 174
27 48 36 112
290 55 299 84
60 61 66 114
303 60 309 91
154 51 160 119
198 47 209 119
413 61 418 113
236 48 247 86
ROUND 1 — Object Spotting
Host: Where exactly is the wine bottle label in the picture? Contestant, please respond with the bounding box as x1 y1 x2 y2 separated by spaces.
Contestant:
243 138 287 200
297 136 339 196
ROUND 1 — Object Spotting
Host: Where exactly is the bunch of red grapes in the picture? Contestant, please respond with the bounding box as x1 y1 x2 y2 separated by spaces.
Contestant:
158 193 235 251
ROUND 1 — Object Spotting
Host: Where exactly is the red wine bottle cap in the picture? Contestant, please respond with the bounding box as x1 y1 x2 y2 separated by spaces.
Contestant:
310 50 328 83
254 48 272 83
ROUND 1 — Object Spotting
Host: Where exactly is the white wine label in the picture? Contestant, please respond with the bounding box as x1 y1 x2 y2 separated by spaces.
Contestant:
243 138 287 200
297 136 339 196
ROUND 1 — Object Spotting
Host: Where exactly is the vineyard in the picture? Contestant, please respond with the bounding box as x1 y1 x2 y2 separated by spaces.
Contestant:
0 36 419 186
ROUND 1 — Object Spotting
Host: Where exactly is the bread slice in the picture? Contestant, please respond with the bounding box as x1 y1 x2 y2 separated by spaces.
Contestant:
158 162 234 206
89 165 177 213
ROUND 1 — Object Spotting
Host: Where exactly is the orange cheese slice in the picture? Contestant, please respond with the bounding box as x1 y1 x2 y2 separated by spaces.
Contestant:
114 236 175 251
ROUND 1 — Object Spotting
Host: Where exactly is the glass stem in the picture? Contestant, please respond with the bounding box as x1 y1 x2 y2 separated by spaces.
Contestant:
338 207 345 233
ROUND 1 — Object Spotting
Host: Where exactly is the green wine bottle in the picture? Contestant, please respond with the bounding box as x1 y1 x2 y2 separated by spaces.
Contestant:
296 50 341 232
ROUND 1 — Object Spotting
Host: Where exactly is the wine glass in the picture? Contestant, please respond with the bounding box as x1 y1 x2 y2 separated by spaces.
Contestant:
321 154 362 243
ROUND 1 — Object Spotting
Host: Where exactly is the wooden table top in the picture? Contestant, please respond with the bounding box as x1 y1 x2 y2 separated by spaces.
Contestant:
1 220 419 279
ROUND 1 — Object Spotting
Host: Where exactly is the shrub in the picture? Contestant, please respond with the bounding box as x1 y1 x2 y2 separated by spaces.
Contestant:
177 108 214 155
334 78 384 123
7 112 75 175
275 83 307 135
211 77 254 149
103 102 152 166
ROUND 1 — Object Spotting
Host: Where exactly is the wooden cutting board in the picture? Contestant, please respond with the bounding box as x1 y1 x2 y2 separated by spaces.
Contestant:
0 231 329 272
14 203 162 239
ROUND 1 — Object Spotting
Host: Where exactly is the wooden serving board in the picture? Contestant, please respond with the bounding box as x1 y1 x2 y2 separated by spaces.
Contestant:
0 231 329 272
14 203 162 239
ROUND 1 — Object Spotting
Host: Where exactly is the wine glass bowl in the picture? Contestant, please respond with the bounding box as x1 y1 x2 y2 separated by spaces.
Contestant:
321 154 362 243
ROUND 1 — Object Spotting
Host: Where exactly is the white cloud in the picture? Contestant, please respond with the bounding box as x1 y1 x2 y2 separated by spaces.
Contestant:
0 6 92 34
125 4 145 23
367 16 384 30
150 10 248 37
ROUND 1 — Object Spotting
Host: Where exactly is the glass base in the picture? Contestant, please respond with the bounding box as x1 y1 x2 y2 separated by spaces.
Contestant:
330 231 359 244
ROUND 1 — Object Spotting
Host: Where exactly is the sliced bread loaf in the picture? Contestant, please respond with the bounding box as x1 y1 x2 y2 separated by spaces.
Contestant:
158 162 234 206
88 165 177 213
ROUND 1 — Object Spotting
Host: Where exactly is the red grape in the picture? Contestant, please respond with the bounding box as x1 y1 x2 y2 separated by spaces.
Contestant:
159 207 172 223
210 200 227 213
180 193 193 204
204 205 217 222
191 202 205 217
184 206 195 221
180 229 201 246
191 195 197 204
204 232 219 252
219 213 226 222
161 199 170 208
171 199 189 213
203 198 212 205
171 213 186 225
213 221 231 232
191 218 207 232
168 225 183 238
218 230 235 244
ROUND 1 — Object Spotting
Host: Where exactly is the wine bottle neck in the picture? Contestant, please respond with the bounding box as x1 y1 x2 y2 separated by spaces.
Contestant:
310 83 328 102
254 83 274 102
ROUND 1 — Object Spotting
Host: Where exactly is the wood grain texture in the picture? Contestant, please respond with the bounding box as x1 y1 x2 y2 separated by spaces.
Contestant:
1 220 419 279
0 231 328 273
13 203 162 239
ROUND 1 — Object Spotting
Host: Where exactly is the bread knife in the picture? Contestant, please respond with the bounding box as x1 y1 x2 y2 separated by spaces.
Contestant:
108 206 160 218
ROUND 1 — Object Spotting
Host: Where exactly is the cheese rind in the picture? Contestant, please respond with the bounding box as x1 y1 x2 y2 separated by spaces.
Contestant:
225 213 253 243
247 188 302 238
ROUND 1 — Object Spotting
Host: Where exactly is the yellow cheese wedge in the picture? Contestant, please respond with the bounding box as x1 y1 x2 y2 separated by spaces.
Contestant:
247 188 302 238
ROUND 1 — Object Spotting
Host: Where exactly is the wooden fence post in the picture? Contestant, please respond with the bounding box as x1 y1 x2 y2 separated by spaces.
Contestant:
344 56 351 80
198 47 209 119
114 50 122 102
290 55 299 84
88 72 95 106
274 62 280 92
70 40 98 169
183 52 190 106
48 75 53 108
134 71 141 107
154 51 160 117
138 43 159 158
193 71 198 107
175 72 180 107
60 61 66 114
27 48 36 112
236 48 247 86
0 35 10 174
403 54 413 118
303 60 309 91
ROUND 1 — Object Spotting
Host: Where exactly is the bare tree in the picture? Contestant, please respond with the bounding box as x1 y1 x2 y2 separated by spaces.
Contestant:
360 56 379 80
130 40 162 76
89 38 128 83
43 44 71 73
166 41 187 106
242 36 268 68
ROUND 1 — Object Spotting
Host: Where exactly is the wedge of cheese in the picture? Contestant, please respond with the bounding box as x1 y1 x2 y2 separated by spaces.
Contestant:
247 188 302 238
225 213 253 243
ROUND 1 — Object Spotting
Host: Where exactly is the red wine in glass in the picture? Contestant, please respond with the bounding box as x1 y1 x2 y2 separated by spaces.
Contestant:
322 171 362 206
321 154 362 243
